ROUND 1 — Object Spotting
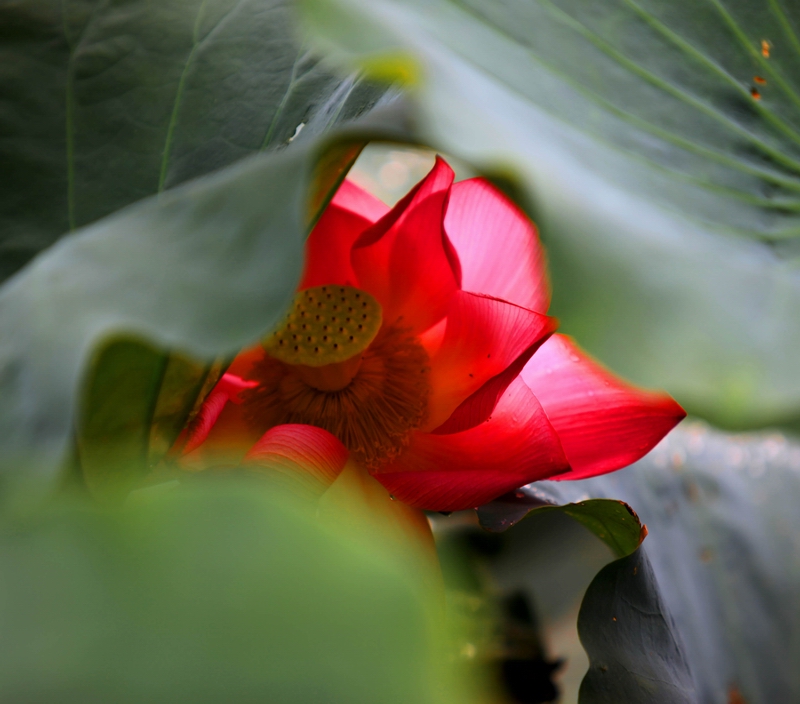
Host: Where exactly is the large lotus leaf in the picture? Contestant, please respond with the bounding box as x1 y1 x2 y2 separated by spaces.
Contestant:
0 0 386 283
485 423 800 703
0 478 464 703
298 0 800 430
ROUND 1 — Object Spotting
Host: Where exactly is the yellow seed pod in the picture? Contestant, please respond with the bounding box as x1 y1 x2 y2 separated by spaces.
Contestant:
264 285 383 367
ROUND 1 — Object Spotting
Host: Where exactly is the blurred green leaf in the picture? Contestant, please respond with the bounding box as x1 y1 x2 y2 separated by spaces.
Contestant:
77 337 169 499
577 548 697 704
77 337 225 499
0 479 464 703
0 0 386 283
147 351 225 465
480 497 646 558
298 0 800 430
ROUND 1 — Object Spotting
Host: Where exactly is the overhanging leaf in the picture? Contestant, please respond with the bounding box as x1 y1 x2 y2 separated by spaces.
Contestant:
299 0 800 430
0 114 402 510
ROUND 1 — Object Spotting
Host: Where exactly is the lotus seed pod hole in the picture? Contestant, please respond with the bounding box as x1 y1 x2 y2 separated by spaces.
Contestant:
264 286 383 368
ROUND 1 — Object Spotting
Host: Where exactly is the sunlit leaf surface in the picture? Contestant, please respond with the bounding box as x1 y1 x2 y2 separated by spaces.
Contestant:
299 0 800 430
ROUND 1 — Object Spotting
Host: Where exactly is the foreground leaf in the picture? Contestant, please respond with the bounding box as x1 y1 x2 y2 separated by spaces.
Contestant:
299 0 800 430
0 479 464 703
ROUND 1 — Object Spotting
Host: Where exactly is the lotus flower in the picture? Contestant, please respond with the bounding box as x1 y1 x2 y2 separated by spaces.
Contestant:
178 157 685 513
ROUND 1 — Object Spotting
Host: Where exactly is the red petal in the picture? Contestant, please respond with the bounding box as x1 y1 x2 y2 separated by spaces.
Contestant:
372 378 569 511
181 374 258 455
243 424 349 499
300 179 389 290
423 291 557 431
351 157 460 335
445 178 550 313
521 335 686 480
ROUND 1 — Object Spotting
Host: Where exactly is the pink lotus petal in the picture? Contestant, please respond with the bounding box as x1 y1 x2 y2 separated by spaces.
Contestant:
373 378 569 511
445 178 550 313
244 424 349 498
300 179 389 290
522 335 686 480
352 157 460 335
423 291 556 431
181 373 258 455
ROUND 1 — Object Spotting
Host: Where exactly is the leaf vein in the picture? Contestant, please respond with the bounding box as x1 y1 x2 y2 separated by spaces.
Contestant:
622 0 800 150
708 0 800 116
534 0 800 174
260 43 307 151
158 0 247 191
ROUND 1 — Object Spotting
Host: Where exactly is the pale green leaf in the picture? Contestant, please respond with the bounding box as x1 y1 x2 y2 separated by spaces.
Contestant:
298 0 800 429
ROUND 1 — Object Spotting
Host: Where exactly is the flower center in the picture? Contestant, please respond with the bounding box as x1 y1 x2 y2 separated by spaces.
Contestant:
243 292 430 469
263 285 383 391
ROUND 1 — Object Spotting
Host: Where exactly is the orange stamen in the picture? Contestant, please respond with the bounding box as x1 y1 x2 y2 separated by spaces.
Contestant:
244 325 431 468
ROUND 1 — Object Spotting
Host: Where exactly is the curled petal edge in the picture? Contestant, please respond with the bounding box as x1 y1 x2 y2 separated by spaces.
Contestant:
243 424 349 500
522 335 686 481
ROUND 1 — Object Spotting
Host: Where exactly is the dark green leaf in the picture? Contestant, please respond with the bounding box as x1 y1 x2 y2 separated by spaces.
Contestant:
299 0 800 430
578 548 697 704
521 422 800 702
77 336 227 499
0 479 463 703
77 337 168 499
147 351 225 465
0 0 387 283
479 495 645 558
